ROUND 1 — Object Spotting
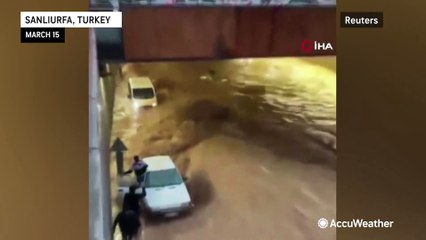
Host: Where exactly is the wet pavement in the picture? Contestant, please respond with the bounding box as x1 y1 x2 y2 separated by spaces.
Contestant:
110 57 336 240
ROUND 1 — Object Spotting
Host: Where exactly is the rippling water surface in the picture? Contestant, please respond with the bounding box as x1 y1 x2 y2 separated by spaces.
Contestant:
213 57 336 126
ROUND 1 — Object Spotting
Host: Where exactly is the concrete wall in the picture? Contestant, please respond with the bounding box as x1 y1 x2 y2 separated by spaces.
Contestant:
234 7 336 57
89 29 116 240
122 7 336 61
123 7 236 60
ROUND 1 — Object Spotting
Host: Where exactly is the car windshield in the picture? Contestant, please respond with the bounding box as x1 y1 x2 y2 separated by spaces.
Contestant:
133 88 154 99
145 169 183 188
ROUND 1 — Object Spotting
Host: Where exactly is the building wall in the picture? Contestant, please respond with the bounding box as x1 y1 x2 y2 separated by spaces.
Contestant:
89 29 114 240
123 7 236 60
237 7 336 58
122 7 336 61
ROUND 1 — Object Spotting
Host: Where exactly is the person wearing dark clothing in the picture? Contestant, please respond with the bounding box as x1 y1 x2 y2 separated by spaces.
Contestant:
123 156 148 186
112 209 141 240
122 185 145 215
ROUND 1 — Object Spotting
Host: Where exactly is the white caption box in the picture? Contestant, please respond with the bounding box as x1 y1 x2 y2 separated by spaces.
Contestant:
20 11 122 28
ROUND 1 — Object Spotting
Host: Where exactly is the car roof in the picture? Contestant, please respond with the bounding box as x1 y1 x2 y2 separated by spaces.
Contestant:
129 77 154 89
143 155 175 171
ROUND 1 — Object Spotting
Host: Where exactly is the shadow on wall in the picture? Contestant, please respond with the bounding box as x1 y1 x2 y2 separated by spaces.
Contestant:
95 28 125 62
99 75 117 132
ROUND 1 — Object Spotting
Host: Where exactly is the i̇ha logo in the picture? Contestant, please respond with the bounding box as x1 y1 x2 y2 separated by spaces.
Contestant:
301 40 333 53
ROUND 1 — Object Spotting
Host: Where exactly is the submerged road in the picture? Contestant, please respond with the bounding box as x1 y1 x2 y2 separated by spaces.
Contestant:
110 57 336 240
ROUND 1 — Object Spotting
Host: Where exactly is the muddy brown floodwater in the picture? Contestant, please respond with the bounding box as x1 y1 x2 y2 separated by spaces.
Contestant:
110 57 336 240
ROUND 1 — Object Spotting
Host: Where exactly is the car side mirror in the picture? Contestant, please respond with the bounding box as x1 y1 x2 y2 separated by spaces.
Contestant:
183 176 188 182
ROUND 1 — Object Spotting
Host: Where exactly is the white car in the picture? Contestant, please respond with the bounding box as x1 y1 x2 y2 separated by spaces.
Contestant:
116 156 193 217
128 77 158 108
142 155 193 217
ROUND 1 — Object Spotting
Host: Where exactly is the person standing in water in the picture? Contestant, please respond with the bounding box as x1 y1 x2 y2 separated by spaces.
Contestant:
123 185 145 215
123 156 148 186
112 209 141 240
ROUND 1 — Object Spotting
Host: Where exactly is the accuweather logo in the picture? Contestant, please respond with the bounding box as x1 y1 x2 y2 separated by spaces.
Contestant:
301 40 333 53
318 218 329 229
317 218 395 229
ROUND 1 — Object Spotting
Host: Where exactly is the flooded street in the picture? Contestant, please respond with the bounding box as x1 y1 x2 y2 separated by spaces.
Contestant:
110 57 336 240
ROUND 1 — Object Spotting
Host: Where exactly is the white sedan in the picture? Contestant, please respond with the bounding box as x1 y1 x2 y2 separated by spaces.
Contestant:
117 155 193 217
141 155 193 217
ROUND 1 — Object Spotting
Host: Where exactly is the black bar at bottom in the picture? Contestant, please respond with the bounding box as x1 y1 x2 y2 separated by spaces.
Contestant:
21 28 65 43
